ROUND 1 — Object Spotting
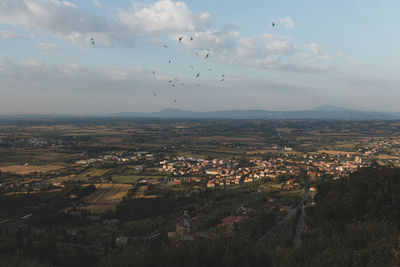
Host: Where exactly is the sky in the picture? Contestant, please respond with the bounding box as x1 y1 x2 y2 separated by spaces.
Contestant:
0 0 400 114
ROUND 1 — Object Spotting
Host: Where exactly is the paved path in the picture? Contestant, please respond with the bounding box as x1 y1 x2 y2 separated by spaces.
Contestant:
258 176 309 244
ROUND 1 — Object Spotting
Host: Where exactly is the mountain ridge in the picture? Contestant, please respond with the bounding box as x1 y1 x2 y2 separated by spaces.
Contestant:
1 106 399 120
111 106 400 120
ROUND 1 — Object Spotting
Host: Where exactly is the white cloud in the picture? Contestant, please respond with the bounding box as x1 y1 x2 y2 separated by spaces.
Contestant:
254 55 326 73
0 30 33 39
93 0 102 8
349 57 361 67
335 51 343 57
236 36 264 58
309 43 330 60
0 0 339 74
349 56 369 68
0 0 109 45
36 42 59 51
0 0 107 34
185 24 240 54
279 17 294 29
0 59 321 113
117 0 211 34
264 35 295 54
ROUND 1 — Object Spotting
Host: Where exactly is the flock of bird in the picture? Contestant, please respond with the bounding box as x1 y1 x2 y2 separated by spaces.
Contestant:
153 35 225 103
89 21 277 103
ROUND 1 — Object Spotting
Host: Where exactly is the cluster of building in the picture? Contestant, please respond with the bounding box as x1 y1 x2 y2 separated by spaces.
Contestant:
359 138 400 157
0 137 66 149
75 151 154 165
159 153 367 188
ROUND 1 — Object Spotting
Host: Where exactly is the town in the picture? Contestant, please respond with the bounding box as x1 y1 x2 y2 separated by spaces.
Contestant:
1 119 400 266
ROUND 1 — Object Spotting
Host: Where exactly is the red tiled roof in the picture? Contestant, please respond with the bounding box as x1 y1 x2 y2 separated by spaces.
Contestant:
220 216 244 226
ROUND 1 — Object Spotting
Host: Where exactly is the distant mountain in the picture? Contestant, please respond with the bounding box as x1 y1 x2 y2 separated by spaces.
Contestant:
1 106 400 120
111 107 400 120
311 105 357 112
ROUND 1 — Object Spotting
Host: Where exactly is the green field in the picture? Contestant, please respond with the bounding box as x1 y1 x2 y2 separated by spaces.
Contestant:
112 175 164 183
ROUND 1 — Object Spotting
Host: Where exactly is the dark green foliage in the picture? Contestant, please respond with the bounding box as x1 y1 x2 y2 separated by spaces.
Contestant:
2 166 400 266
286 165 400 266
103 235 270 267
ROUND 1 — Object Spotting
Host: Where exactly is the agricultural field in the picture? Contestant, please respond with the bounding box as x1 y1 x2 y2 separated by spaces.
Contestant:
131 185 157 199
1 118 400 266
0 164 65 174
80 184 132 214
112 175 164 184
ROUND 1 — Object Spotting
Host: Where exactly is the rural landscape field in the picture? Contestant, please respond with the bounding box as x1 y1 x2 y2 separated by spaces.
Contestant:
1 118 400 266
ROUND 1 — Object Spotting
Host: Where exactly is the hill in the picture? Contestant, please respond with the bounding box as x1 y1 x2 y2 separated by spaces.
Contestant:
112 107 400 120
101 165 400 266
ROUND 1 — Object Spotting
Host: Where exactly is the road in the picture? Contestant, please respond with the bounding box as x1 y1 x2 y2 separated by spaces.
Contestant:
258 175 309 245
293 201 305 247
293 175 309 247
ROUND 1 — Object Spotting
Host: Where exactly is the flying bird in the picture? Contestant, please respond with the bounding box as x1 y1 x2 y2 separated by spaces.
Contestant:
196 73 200 78
179 37 183 43
90 38 95 45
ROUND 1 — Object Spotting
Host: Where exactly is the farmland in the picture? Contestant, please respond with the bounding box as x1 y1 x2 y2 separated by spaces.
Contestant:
80 184 132 213
1 118 400 266
0 164 64 174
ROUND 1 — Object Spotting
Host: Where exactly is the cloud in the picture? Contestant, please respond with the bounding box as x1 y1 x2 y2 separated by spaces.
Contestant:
309 43 330 60
264 35 295 54
0 58 322 113
0 30 33 39
349 56 369 68
0 0 107 34
0 0 339 74
236 36 264 58
117 0 211 34
0 0 211 47
0 0 109 45
93 0 102 8
254 55 326 73
0 59 156 94
36 42 59 51
279 17 294 29
184 24 240 53
335 51 343 57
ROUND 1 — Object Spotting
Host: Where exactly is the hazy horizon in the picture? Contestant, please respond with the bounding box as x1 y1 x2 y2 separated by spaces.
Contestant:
1 1 400 114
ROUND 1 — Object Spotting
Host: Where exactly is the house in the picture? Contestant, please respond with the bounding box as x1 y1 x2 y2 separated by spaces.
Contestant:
206 170 219 175
207 181 215 188
115 236 129 247
218 216 244 227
